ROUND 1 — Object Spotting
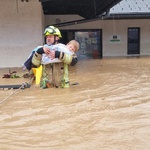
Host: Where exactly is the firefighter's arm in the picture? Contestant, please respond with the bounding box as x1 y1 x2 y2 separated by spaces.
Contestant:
31 47 44 67
55 51 78 66
31 46 51 67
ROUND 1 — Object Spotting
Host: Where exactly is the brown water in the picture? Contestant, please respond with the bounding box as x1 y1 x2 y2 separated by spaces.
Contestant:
0 57 150 150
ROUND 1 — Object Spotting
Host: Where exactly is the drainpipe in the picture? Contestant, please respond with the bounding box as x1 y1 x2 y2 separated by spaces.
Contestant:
52 13 150 27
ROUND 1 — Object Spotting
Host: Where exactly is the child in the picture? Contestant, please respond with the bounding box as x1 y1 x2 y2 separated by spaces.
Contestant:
24 40 79 70
38 40 79 65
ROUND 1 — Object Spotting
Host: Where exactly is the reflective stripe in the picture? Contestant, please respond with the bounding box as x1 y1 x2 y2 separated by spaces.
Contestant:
32 52 42 67
63 53 72 64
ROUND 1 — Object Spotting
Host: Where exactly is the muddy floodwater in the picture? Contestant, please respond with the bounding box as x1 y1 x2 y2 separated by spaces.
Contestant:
0 57 150 150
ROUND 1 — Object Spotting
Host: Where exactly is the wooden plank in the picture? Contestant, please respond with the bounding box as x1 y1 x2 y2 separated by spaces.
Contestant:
0 83 30 89
52 62 63 88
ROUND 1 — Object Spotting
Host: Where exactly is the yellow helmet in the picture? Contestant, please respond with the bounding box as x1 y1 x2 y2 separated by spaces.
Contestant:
44 26 62 38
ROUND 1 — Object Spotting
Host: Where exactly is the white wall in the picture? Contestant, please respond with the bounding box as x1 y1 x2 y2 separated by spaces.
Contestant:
45 15 83 25
0 0 43 68
45 15 150 57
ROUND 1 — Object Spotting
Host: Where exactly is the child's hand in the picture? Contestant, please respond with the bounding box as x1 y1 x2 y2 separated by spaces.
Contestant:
43 46 50 55
48 51 55 60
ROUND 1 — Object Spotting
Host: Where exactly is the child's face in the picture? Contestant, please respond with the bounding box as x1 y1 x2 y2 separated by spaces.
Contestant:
66 43 76 53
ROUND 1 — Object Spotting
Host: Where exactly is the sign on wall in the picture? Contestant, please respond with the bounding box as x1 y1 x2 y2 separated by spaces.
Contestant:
110 35 121 43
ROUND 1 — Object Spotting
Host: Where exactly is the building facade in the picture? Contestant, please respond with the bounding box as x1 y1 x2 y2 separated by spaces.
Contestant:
0 0 150 67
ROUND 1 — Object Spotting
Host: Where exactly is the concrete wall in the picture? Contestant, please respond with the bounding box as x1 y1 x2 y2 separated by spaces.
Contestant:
0 0 43 68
